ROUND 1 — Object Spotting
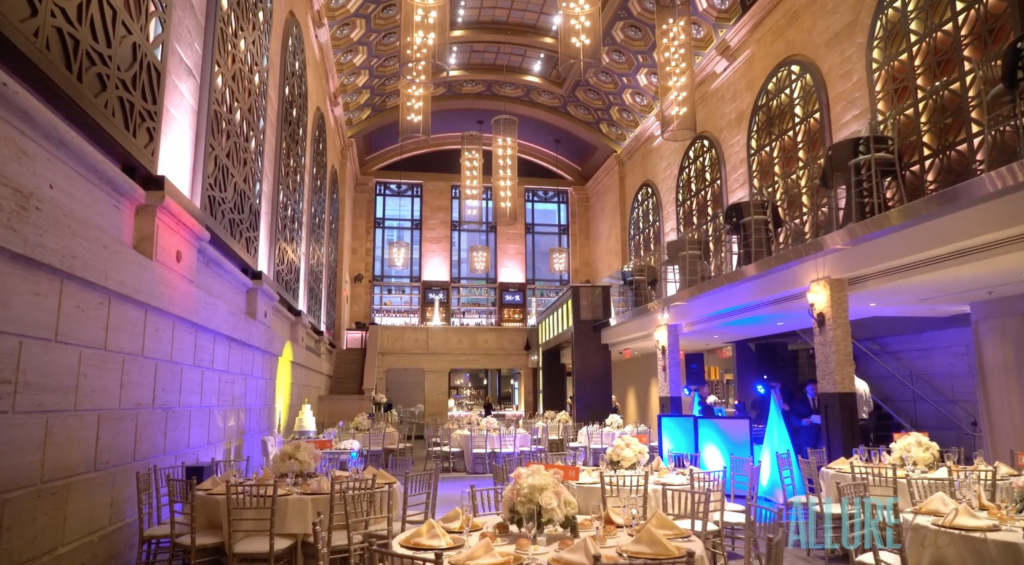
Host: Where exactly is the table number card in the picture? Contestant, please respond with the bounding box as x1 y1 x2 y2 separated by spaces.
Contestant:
631 435 650 445
527 463 581 481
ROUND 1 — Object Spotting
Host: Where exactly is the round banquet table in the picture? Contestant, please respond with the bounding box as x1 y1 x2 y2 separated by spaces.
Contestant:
451 430 533 473
195 481 403 562
902 512 1024 565
576 428 636 448
390 514 710 565
820 467 1012 510
335 428 400 449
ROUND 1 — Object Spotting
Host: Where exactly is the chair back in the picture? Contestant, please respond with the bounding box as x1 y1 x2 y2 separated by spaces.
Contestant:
320 451 350 474
225 484 280 561
167 478 201 561
368 426 387 451
727 456 753 504
545 452 570 465
469 485 503 516
366 540 444 565
136 469 160 537
402 467 439 528
952 468 997 501
261 436 278 465
689 469 725 514
850 464 900 504
491 462 509 487
153 463 186 523
744 502 784 565
796 457 823 507
807 447 828 469
765 533 786 565
906 476 955 507
503 453 524 475
312 512 330 565
470 429 489 450
661 487 711 546
344 484 395 563
212 457 250 477
599 472 650 521
869 506 908 565
776 451 798 501
667 451 701 470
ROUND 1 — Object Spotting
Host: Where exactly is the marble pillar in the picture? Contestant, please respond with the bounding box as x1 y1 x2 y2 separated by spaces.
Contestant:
970 293 1024 462
656 323 684 414
808 278 859 459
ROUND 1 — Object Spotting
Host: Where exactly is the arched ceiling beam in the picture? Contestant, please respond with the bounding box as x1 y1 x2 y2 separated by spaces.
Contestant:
449 28 557 52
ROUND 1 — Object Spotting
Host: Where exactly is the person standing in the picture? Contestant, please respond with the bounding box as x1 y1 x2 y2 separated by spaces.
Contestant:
855 375 874 445
790 380 822 457
610 395 621 415
483 396 494 417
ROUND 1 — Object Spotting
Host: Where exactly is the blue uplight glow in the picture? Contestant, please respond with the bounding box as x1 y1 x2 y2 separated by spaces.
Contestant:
758 392 805 503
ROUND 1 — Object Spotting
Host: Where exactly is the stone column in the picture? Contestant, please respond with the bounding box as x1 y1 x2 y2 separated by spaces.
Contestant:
656 323 685 414
808 278 859 460
970 293 1024 461
423 368 450 422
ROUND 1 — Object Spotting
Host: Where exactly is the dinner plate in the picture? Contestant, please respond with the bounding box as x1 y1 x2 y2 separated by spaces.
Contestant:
615 545 692 560
514 545 550 555
398 535 467 551
626 528 692 540
929 519 1000 532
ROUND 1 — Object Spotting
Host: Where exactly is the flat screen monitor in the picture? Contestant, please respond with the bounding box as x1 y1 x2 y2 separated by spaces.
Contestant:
657 415 696 461
502 291 524 305
695 417 753 474
425 289 448 303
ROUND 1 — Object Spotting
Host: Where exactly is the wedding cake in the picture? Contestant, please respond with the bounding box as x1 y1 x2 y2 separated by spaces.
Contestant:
292 400 317 438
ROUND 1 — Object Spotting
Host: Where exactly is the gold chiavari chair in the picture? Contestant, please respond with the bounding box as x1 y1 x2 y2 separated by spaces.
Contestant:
725 455 755 512
225 483 294 564
344 483 395 564
491 461 509 487
469 485 504 517
715 463 760 553
744 503 784 565
906 476 955 507
313 474 379 559
153 462 186 524
212 457 251 477
837 482 869 564
667 451 701 470
599 472 650 522
469 429 492 473
502 453 524 477
319 451 350 474
796 457 846 563
167 477 224 563
367 425 388 468
850 464 900 507
807 447 828 470
585 426 609 466
366 540 445 565
311 512 329 565
865 505 909 565
662 486 724 565
136 469 173 565
777 451 810 521
765 533 786 565
952 467 997 501
399 467 439 530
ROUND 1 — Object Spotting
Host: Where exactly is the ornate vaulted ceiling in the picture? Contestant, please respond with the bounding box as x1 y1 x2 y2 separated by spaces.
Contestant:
325 0 755 181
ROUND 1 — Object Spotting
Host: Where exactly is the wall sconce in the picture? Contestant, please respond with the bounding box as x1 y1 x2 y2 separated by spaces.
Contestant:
806 282 827 330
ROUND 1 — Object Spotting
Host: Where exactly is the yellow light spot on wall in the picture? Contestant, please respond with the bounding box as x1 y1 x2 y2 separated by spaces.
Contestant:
275 341 294 435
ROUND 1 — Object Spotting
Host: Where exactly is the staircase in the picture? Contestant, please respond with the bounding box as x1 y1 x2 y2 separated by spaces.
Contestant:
331 332 367 395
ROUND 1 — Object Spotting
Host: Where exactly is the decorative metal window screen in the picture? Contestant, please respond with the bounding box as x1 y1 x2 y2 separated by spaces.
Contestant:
305 113 328 326
869 0 1015 201
199 0 272 265
325 168 340 338
451 186 495 284
628 184 662 264
373 181 422 283
0 0 169 170
747 60 830 252
525 189 570 286
273 20 309 304
676 135 727 277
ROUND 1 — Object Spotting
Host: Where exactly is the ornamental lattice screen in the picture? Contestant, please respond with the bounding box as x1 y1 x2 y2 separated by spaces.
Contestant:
747 60 830 252
869 0 1016 202
306 113 328 325
628 184 663 264
0 0 169 170
676 135 726 278
273 19 309 304
325 169 340 338
199 0 273 266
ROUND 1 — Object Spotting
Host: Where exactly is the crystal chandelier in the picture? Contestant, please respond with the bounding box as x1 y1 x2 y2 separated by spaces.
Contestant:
558 1 601 79
492 115 518 226
399 0 449 141
387 240 411 270
469 245 491 274
655 0 696 141
549 247 569 274
460 130 484 225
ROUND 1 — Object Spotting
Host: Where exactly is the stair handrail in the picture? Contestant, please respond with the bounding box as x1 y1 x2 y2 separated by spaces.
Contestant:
868 393 914 434
795 330 981 438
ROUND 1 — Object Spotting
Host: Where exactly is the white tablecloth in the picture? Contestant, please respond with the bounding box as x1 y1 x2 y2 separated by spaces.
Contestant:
452 430 533 472
336 428 400 449
568 475 690 516
493 410 524 420
390 514 709 565
576 428 635 447
820 467 1011 510
902 513 1024 565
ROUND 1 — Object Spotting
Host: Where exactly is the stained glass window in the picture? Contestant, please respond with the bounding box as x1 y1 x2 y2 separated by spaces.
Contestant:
747 60 830 252
677 135 728 277
451 186 495 284
273 19 309 304
199 0 272 266
628 184 662 263
869 0 1015 201
325 168 340 338
305 112 327 325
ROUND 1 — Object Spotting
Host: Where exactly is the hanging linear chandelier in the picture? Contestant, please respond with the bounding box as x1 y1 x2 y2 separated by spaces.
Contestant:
387 240 411 270
399 0 449 141
558 1 601 79
469 245 491 274
460 130 484 225
549 247 569 274
655 0 696 141
492 115 519 226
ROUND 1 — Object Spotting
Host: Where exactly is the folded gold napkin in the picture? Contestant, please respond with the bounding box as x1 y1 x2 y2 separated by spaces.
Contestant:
827 457 850 471
309 476 332 494
926 467 950 479
556 536 601 565
635 511 689 538
405 520 455 548
438 507 473 531
651 456 664 471
218 469 235 483
995 461 1020 477
197 475 224 490
603 506 625 526
449 539 512 565
256 466 274 484
209 482 228 495
363 466 398 485
915 492 957 516
978 489 998 511
939 504 996 531
332 470 351 478
620 523 678 558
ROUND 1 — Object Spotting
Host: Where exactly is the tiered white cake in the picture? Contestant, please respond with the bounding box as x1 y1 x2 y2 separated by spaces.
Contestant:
292 400 317 438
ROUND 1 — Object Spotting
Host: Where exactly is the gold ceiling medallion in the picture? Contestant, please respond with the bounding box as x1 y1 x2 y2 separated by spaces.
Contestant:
654 0 696 142
399 0 449 141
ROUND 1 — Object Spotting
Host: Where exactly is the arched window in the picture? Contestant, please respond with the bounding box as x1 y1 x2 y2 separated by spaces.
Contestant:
748 59 830 251
305 112 327 325
325 168 340 338
628 184 662 264
273 19 309 305
676 135 726 276
869 0 1015 200
199 0 272 266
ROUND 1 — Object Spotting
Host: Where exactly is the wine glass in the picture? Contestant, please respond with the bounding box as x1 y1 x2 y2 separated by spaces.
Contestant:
944 450 956 469
461 491 476 540
857 445 868 462
973 450 985 466
666 453 675 472
625 496 641 533
523 507 537 563
591 503 604 533
599 454 607 472
285 471 295 491
902 452 913 471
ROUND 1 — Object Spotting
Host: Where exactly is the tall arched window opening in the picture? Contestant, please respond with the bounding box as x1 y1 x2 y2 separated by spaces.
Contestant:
325 169 340 338
305 112 328 325
628 184 663 264
676 135 727 284
748 59 830 252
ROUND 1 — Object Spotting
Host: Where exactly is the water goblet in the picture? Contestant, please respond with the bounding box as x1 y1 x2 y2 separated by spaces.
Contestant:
285 471 295 490
902 452 913 471
666 453 675 472
523 507 538 563
857 445 868 462
973 450 985 466
461 491 476 540
591 503 604 533
944 450 956 469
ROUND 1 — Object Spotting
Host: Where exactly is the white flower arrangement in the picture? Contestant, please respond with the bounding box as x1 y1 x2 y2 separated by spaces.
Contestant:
373 393 387 404
271 441 322 476
605 414 624 430
543 410 557 421
706 395 720 406
466 413 481 428
350 412 372 432
481 416 501 430
414 404 424 413
338 439 361 450
555 410 572 424
889 432 940 469
605 435 649 471
501 465 580 532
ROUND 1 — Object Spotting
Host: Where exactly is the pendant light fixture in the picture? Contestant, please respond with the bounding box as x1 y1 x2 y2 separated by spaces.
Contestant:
558 1 602 80
387 240 411 270
492 115 519 226
469 244 491 274
460 120 484 226
399 0 450 141
655 0 696 141
549 247 569 274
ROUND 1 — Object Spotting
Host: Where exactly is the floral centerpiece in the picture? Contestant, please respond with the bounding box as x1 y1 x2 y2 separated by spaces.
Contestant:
605 435 649 471
350 412 372 432
889 431 940 469
605 414 624 430
502 466 579 534
271 441 322 477
481 416 501 430
338 439 361 451
1010 477 1024 514
543 410 557 421
555 411 572 425
372 393 387 413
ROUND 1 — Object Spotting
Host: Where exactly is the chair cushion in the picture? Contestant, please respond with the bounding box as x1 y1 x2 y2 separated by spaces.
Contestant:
713 511 746 525
302 531 354 548
143 523 172 539
855 550 902 565
678 520 720 534
723 501 745 513
175 530 224 548
811 502 848 516
786 495 811 506
471 448 491 453
233 535 297 554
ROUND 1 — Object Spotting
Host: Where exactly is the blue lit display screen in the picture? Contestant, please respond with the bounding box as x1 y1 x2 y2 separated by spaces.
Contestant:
696 418 753 493
502 291 524 304
657 415 696 461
